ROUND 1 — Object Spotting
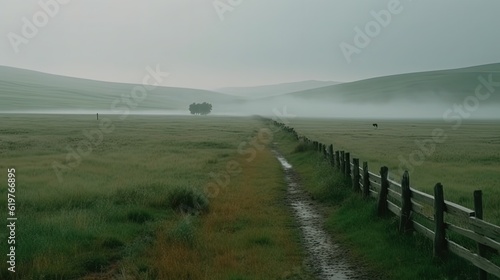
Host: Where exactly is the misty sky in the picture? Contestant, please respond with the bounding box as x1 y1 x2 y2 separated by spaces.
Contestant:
1 0 500 89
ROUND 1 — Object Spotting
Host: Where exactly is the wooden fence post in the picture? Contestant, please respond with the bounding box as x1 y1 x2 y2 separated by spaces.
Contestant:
340 151 345 175
377 166 389 216
362 162 370 198
345 152 351 177
434 183 447 259
328 144 334 166
399 171 413 233
323 144 327 158
335 151 340 171
474 190 488 280
352 158 360 192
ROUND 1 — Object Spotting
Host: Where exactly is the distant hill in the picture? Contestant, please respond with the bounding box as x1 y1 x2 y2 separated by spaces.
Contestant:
1 63 499 118
284 63 500 105
0 66 243 113
215 80 341 99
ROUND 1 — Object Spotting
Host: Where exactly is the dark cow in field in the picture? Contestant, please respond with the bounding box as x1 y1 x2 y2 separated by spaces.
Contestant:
373 123 378 129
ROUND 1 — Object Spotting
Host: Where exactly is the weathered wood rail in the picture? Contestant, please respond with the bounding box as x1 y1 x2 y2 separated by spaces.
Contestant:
273 120 500 280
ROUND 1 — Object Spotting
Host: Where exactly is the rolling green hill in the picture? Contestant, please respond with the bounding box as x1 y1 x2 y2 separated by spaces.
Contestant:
0 66 243 113
284 63 500 105
1 63 499 117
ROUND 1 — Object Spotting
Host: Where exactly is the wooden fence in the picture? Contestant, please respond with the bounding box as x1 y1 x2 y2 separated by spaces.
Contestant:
274 121 500 280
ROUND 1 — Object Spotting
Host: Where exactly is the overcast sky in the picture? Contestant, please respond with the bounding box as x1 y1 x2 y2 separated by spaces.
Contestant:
1 0 500 89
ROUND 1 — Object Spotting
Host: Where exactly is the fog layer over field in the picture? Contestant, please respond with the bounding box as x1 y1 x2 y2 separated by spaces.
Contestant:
1 64 499 119
4 100 498 120
240 98 500 119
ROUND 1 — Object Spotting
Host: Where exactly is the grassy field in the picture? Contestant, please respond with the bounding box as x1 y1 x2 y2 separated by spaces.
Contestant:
1 114 498 279
286 118 500 223
0 114 310 279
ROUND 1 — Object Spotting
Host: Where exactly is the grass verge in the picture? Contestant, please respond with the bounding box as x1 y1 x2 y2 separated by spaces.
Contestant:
273 128 479 280
149 144 313 279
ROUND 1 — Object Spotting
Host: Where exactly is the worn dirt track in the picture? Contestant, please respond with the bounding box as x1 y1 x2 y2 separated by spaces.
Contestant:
273 149 374 280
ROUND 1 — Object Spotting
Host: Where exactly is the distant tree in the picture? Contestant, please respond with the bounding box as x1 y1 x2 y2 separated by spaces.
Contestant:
189 102 212 115
189 103 196 114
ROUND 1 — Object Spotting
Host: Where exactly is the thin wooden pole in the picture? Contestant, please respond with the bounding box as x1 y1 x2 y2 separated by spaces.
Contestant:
352 158 360 192
434 183 447 259
345 152 351 177
362 162 370 198
377 166 389 216
340 151 345 175
328 144 334 166
399 171 412 233
335 151 340 171
474 190 488 280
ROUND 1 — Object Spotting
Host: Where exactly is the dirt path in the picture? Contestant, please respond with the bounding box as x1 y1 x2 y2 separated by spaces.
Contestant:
273 149 371 280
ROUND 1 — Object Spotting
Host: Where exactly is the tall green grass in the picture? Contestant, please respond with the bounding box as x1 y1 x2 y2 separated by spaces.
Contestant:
0 114 261 279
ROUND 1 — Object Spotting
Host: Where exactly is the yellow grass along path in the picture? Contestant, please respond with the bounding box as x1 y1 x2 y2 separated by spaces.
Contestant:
151 147 311 279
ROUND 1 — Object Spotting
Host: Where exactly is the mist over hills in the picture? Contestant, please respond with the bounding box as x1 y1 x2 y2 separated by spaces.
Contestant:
215 80 341 99
255 63 500 119
284 63 500 105
1 63 499 118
